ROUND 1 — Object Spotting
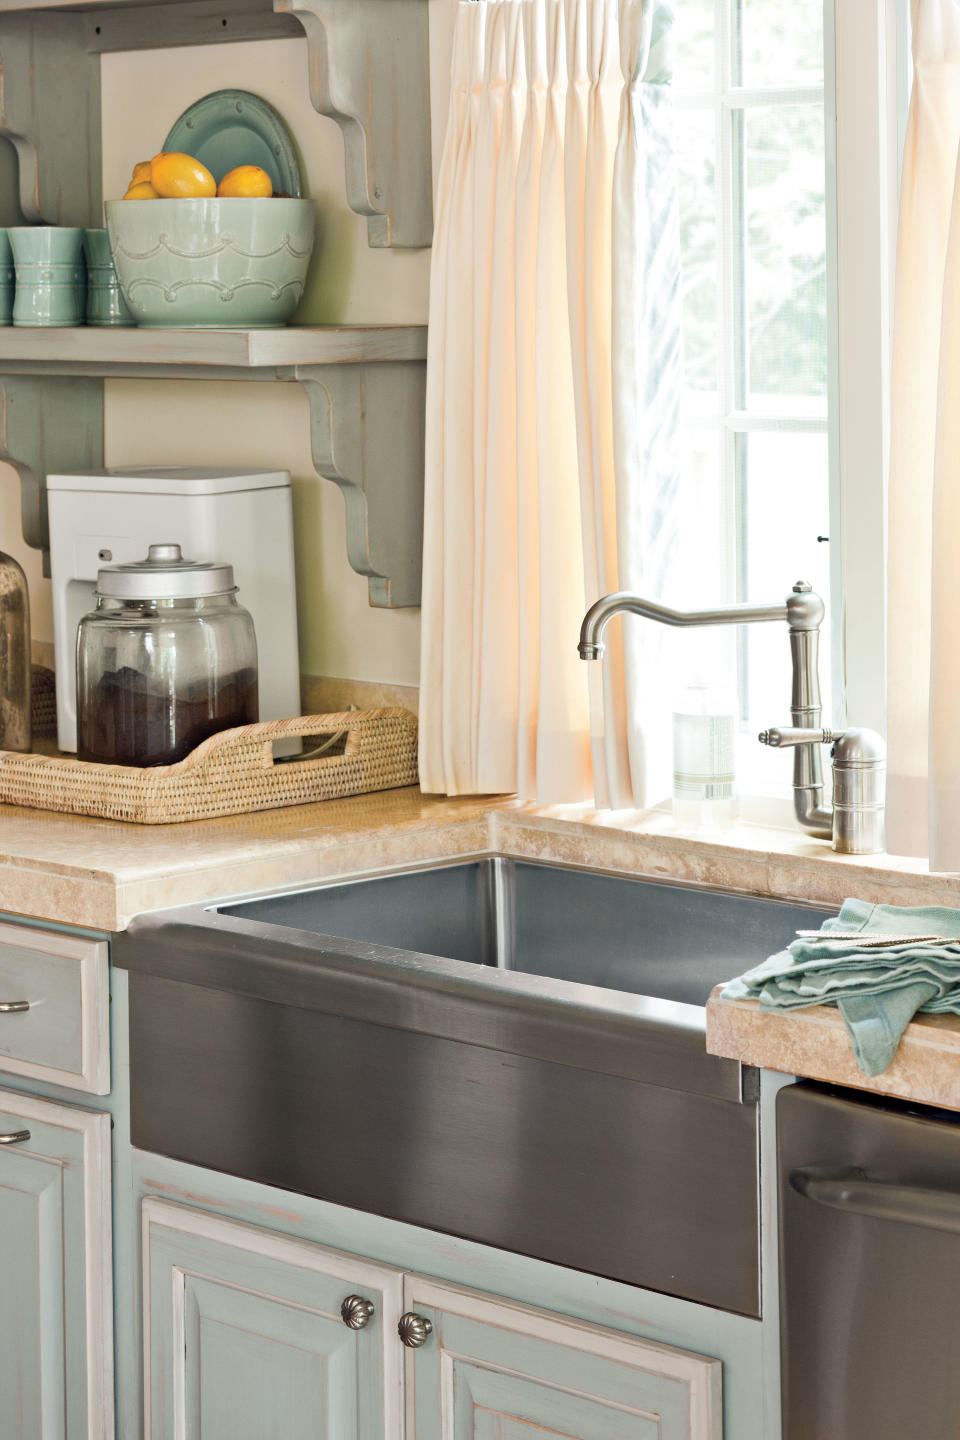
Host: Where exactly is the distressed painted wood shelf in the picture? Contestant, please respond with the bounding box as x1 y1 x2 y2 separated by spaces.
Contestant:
0 0 431 248
0 325 427 376
0 0 431 603
0 326 428 608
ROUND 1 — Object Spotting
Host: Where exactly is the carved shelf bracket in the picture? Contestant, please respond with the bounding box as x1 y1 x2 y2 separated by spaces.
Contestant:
0 12 101 227
295 359 425 607
0 329 425 605
0 376 104 572
278 0 433 249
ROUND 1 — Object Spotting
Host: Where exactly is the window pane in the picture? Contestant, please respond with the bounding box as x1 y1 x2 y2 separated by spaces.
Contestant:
673 0 715 90
744 103 826 411
741 430 832 738
741 0 823 88
675 425 730 604
672 425 739 695
670 0 833 800
676 107 718 397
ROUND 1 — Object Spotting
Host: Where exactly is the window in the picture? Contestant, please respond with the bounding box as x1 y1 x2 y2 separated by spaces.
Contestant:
669 0 833 797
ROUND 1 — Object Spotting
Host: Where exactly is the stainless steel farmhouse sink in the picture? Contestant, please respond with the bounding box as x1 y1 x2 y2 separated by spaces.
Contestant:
115 858 830 1318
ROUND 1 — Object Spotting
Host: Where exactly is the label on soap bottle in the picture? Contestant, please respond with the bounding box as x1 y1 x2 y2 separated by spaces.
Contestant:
672 712 736 802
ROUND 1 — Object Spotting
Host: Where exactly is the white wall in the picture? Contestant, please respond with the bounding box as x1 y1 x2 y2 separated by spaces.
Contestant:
0 0 458 684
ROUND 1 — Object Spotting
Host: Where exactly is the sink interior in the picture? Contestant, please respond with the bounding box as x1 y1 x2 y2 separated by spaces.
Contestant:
220 859 831 1007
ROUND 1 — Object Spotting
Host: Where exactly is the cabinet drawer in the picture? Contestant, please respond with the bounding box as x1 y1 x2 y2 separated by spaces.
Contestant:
0 921 109 1094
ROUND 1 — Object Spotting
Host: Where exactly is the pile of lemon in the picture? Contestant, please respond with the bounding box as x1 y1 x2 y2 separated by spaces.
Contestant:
124 153 273 200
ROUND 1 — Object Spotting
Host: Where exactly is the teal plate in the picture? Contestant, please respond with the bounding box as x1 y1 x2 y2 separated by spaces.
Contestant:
163 89 303 197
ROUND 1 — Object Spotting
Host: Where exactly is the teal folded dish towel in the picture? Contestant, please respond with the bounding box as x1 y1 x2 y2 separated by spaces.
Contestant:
722 901 960 1077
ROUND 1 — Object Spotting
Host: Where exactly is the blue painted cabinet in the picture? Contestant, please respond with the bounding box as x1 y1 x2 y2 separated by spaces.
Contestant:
143 1199 406 1440
403 1275 722 1440
0 1087 113 1440
142 1199 723 1440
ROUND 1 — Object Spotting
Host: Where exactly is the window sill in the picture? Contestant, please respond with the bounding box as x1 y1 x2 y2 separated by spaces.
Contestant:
491 800 955 913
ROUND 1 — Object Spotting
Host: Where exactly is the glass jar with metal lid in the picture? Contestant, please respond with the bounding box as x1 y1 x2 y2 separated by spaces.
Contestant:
76 543 258 766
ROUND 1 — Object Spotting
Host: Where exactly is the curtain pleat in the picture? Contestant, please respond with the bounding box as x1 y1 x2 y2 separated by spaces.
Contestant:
420 11 482 793
612 0 684 807
516 0 593 801
887 0 960 864
477 5 524 789
419 0 680 807
564 0 628 809
929 16 960 867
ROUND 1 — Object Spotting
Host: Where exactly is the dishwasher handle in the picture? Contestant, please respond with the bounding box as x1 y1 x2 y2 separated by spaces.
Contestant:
791 1164 960 1237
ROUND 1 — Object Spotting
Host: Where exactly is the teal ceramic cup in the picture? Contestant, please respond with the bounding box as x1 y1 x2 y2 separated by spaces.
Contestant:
0 231 13 326
83 229 133 327
9 227 85 327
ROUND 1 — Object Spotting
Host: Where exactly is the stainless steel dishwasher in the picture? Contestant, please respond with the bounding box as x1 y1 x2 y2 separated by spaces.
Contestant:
779 1080 960 1438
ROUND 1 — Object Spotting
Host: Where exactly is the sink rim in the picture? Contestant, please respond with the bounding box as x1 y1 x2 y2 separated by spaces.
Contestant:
116 854 832 1105
201 851 833 1032
209 848 833 928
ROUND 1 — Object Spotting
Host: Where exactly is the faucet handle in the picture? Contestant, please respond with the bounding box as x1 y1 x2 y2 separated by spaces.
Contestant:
758 726 838 748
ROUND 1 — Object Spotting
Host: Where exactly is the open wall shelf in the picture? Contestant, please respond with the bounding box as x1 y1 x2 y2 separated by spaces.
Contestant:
0 324 427 374
0 326 428 608
0 0 432 248
0 0 432 603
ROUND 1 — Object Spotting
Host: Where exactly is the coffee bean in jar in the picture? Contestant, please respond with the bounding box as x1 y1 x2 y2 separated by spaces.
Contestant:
76 544 259 767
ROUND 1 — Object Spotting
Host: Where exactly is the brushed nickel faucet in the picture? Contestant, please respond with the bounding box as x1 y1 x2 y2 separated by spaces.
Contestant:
578 580 885 854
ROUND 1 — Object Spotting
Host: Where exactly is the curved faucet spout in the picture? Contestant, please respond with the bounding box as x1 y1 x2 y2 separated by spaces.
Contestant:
573 580 871 847
578 591 789 661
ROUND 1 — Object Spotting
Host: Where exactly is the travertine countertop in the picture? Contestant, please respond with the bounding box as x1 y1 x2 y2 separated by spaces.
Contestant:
700 826 960 1111
7 781 957 1104
706 986 960 1111
0 789 505 931
0 783 958 936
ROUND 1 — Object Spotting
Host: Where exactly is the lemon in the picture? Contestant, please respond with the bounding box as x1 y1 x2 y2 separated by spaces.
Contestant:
150 152 216 199
130 160 152 185
123 180 159 199
217 165 273 198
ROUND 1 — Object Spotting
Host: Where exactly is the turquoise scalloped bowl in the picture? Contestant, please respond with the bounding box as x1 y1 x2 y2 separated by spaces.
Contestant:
105 198 315 328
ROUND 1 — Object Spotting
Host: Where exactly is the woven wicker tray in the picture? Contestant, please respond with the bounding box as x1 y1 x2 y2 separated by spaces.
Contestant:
0 709 418 824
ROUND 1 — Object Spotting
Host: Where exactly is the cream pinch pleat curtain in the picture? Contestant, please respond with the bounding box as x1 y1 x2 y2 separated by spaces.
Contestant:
886 0 960 866
419 0 682 806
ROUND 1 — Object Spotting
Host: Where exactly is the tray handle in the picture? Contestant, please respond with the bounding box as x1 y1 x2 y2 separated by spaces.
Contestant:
183 708 414 776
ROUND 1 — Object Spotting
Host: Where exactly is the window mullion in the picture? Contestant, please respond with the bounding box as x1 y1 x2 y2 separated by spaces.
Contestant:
718 0 750 713
824 0 895 734
715 0 736 609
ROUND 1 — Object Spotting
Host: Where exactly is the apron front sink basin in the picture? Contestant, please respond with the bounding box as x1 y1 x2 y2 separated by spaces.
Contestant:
219 856 819 1008
116 857 829 1318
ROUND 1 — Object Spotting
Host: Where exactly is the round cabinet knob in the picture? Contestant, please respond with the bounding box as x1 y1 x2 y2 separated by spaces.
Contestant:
398 1312 433 1349
341 1295 375 1330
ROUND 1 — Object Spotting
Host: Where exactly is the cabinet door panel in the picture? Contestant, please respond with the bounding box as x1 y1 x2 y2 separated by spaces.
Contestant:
0 1150 65 1440
404 1277 722 1440
453 1362 665 1440
143 1199 404 1440
0 1089 113 1440
187 1276 357 1440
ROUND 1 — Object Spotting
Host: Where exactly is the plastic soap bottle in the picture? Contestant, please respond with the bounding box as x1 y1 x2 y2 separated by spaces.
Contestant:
672 684 738 831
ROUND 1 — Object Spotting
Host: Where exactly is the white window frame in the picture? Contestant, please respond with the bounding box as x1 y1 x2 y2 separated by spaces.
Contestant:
826 0 906 737
674 0 903 825
674 6 831 751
